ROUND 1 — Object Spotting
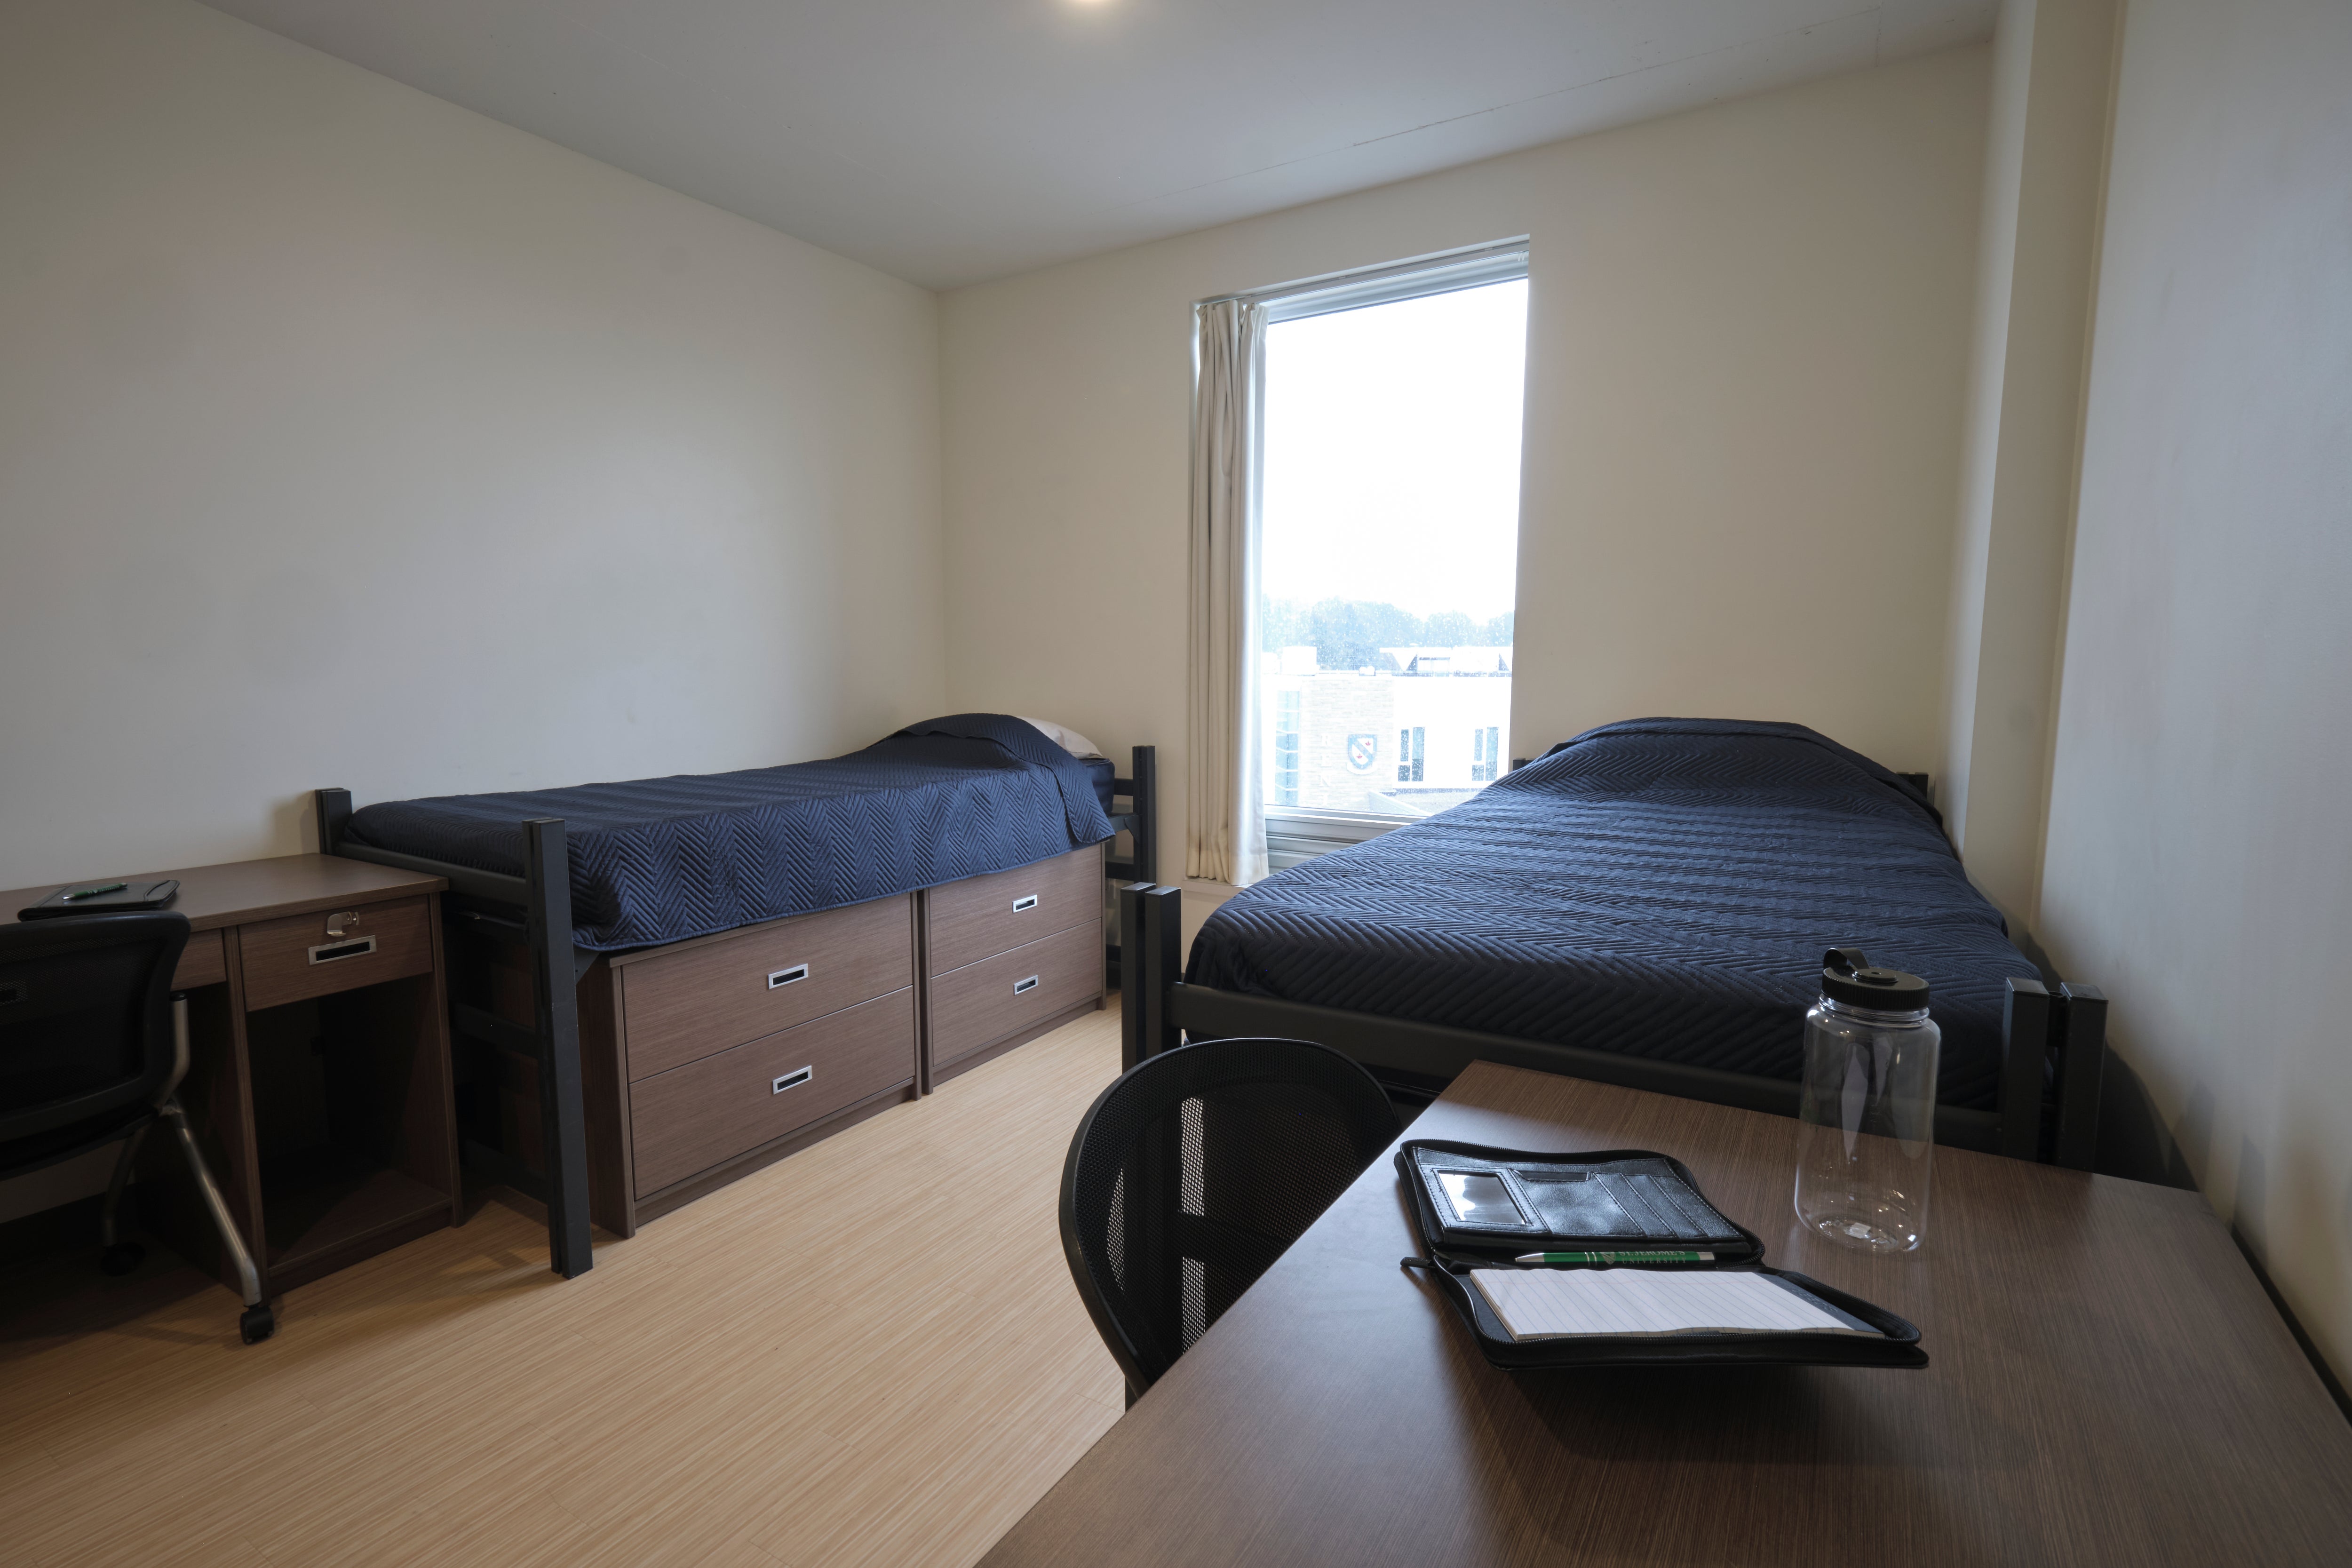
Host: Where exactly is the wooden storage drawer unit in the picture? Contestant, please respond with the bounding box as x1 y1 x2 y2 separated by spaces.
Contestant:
628 988 916 1195
172 929 227 991
926 846 1102 977
621 895 913 1081
238 896 433 1011
929 921 1101 1072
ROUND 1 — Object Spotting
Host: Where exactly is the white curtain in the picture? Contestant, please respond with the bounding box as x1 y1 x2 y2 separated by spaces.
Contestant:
1186 298 1270 887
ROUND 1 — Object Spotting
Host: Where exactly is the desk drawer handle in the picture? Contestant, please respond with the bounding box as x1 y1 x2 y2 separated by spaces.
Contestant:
1011 893 1039 913
768 964 810 989
1014 974 1040 996
309 935 376 965
772 1066 813 1095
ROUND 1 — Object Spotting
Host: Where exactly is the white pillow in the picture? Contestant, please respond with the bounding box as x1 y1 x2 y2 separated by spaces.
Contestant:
1018 716 1106 759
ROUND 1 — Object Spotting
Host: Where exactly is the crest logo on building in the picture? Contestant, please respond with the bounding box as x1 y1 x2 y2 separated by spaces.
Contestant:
1346 733 1379 772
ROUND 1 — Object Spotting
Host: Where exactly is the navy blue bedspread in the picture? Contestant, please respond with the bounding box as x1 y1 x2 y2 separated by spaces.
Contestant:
344 714 1115 952
1185 718 2034 1110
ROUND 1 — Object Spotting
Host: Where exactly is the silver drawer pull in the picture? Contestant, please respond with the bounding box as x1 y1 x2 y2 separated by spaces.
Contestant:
1011 893 1039 913
768 963 810 989
1014 974 1040 996
773 1066 813 1095
308 935 376 965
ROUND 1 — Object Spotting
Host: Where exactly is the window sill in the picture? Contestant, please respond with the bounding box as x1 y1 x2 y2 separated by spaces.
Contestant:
1263 807 1409 870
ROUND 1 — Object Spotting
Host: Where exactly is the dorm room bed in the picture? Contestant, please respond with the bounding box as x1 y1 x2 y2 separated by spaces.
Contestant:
316 714 1159 1276
1121 719 2106 1164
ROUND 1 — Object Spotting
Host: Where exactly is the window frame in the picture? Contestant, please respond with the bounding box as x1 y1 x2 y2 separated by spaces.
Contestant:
1237 238 1530 854
1214 237 1530 323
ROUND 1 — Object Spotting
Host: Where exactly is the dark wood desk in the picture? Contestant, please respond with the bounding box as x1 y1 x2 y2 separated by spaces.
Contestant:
984 1062 2352 1566
4 855 459 1298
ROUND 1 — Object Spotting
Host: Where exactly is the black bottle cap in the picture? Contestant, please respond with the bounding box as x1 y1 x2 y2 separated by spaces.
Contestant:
1820 947 1930 1011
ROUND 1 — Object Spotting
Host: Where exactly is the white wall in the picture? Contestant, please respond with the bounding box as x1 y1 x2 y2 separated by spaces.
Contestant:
0 0 946 892
2038 0 2352 1382
1938 0 2118 931
939 48 1989 856
1939 4 2032 871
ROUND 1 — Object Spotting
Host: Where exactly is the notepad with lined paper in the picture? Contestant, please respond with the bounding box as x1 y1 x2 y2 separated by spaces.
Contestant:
1468 1267 1878 1342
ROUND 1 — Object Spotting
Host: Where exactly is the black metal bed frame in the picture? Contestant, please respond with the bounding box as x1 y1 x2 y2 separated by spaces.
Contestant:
311 744 1158 1280
1102 748 1159 984
1117 882 2110 1167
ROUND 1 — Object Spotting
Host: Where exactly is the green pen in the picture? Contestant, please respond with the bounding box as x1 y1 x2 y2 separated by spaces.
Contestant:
62 883 130 901
1513 1250 1715 1265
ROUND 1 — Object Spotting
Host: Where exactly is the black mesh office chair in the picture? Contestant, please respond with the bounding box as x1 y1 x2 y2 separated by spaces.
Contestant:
1059 1037 1398 1399
0 912 274 1343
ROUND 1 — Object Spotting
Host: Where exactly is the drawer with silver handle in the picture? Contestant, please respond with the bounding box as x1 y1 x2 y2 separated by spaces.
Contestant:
239 897 432 1010
628 990 914 1196
927 921 1101 1071
620 894 912 1082
925 845 1104 976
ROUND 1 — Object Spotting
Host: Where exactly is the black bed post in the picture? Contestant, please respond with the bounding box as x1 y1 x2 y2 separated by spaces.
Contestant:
2052 983 2108 1171
1118 883 1146 1068
314 788 352 856
1119 883 1182 1070
522 818 594 1278
1997 978 2053 1162
1129 746 1158 884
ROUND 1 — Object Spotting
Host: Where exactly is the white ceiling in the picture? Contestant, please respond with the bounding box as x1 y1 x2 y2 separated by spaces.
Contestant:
201 0 1996 290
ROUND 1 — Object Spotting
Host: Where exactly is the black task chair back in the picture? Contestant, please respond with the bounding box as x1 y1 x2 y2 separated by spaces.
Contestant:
0 912 190 1146
1060 1037 1398 1396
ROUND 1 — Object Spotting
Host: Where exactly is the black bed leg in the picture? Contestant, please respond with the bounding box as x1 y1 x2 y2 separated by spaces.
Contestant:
314 788 352 856
1997 978 2052 1162
523 818 594 1279
1129 747 1158 885
2053 984 2108 1172
1119 883 1181 1070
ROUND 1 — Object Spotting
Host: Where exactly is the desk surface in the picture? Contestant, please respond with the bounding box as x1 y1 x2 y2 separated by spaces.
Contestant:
2 853 444 932
983 1061 2352 1567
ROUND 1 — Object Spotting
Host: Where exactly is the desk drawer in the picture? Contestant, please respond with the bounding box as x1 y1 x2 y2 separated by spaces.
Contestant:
929 921 1100 1070
172 930 226 990
238 897 432 1011
926 846 1102 977
628 988 915 1195
621 895 913 1082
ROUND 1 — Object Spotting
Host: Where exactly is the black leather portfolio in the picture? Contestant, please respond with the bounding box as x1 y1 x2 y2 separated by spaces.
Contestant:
18 879 180 920
1398 1140 1928 1371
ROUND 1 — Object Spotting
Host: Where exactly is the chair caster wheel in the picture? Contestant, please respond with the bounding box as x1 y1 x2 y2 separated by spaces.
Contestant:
238 1304 277 1344
100 1242 145 1276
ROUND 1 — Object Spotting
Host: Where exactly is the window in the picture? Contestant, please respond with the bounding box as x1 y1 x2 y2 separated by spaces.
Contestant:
1274 690 1302 806
1397 727 1424 783
1251 243 1527 828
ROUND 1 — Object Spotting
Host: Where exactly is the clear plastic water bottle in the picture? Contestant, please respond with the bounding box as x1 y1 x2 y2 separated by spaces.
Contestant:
1793 947 1940 1252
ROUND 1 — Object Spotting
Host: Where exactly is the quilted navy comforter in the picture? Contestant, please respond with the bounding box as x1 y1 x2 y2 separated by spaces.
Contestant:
344 714 1115 952
1184 718 2034 1110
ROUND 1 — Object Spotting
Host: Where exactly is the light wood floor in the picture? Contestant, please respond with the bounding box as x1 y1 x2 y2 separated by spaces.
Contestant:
0 1007 1130 1568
